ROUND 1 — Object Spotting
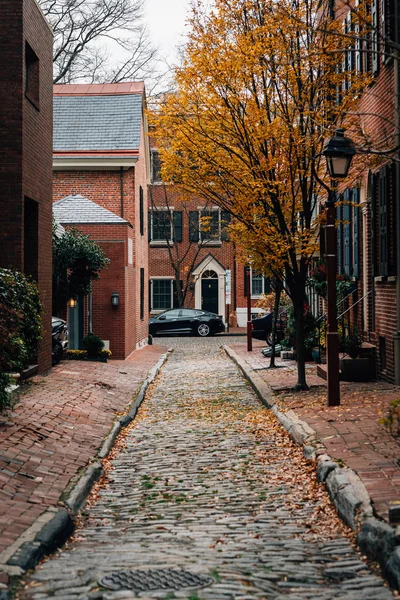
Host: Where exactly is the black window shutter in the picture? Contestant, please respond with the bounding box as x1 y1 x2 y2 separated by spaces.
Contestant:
244 266 250 296
264 277 271 294
139 186 144 235
336 201 343 275
140 268 145 320
371 0 379 74
220 211 231 241
173 211 183 242
353 188 360 279
140 267 144 320
343 189 352 277
148 211 152 242
379 166 388 276
148 279 152 312
189 211 199 242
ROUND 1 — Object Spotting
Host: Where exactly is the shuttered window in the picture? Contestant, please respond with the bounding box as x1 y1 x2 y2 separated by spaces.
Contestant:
371 0 379 74
336 201 344 275
139 186 144 236
379 166 389 276
343 189 352 277
353 188 360 279
140 268 145 320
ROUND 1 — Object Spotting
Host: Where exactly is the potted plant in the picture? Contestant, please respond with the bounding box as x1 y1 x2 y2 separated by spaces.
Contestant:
339 331 370 381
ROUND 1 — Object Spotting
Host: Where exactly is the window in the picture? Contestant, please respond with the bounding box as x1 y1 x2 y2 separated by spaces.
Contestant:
140 268 145 320
371 164 396 278
244 267 270 297
25 42 40 108
148 210 182 243
189 209 230 243
149 210 172 242
151 150 162 183
139 186 144 235
151 279 173 310
251 271 270 297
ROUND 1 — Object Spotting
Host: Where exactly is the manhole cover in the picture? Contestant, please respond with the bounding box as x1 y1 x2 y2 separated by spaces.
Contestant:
99 568 214 592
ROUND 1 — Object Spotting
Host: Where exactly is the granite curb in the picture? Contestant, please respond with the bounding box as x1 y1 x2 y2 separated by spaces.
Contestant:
2 348 172 582
224 345 400 590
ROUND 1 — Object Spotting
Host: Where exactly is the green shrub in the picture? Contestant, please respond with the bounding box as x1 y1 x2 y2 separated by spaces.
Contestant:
82 333 105 357
0 268 41 373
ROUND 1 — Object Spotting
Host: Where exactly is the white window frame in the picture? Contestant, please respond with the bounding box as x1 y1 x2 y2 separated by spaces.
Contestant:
198 207 222 244
251 270 269 299
149 208 173 245
150 277 174 313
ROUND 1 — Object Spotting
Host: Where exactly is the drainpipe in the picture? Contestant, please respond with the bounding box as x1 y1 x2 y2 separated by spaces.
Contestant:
120 167 124 219
393 48 400 383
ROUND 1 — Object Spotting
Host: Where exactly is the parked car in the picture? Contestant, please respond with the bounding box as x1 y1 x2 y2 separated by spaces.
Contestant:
149 308 225 337
52 317 68 365
251 312 286 345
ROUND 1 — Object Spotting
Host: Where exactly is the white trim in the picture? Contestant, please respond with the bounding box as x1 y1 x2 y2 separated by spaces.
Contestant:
192 256 226 320
53 156 138 170
150 277 174 312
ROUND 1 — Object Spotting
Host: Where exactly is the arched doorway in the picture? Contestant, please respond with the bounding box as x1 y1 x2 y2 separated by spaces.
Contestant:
201 270 218 314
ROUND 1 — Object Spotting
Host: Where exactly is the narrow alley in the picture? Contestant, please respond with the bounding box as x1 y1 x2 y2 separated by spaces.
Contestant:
19 339 395 600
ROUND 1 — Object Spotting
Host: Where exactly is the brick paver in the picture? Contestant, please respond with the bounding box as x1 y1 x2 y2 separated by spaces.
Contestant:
20 337 394 599
0 345 167 559
230 342 400 522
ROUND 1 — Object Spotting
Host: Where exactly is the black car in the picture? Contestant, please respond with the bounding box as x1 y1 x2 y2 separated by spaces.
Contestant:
251 312 274 342
149 308 225 337
251 311 286 345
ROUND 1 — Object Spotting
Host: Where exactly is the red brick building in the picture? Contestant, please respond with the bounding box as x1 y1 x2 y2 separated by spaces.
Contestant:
318 0 399 382
52 83 150 357
148 145 269 326
0 0 53 372
53 195 136 359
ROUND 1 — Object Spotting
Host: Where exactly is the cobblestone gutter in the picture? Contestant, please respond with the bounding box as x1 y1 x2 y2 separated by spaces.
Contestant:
224 345 400 591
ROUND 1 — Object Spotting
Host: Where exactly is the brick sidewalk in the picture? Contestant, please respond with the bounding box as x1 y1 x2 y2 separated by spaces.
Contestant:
0 345 167 562
229 341 400 523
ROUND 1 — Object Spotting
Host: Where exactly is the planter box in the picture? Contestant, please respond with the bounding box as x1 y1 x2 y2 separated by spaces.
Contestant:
339 357 370 382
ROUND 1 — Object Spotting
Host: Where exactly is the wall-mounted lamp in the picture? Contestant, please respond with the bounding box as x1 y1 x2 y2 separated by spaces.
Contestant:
111 291 119 308
69 298 77 308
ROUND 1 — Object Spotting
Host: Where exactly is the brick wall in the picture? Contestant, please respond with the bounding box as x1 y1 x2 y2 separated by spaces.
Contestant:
0 0 53 373
64 223 134 360
53 168 136 225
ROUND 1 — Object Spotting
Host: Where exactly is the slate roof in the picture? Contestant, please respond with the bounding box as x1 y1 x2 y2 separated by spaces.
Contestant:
53 195 129 225
53 93 143 152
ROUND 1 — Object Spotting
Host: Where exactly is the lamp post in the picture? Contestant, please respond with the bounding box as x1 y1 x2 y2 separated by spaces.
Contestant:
322 129 356 406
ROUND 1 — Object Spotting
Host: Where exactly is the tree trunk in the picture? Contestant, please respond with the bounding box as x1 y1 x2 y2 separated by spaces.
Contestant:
293 293 309 390
269 279 283 368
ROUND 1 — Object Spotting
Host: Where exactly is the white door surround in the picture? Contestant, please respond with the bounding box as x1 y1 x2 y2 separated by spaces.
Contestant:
192 256 226 320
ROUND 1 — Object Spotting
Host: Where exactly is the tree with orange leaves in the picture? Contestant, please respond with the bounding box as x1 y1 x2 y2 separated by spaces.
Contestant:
153 0 372 389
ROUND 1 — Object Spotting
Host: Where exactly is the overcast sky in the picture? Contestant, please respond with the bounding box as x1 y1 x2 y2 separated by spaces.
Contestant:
144 0 192 66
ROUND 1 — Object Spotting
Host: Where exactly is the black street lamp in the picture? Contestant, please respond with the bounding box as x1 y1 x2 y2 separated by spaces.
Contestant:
322 128 356 406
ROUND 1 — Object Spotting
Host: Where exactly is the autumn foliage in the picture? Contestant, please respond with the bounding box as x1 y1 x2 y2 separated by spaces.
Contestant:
153 0 372 388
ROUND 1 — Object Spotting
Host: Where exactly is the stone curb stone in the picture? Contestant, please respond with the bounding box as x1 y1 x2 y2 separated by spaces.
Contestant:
35 508 74 554
386 547 400 590
65 462 103 514
6 507 74 571
224 345 376 532
0 348 170 592
358 518 397 564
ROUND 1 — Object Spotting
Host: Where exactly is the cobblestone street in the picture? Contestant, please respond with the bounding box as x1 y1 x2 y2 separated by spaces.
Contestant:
20 338 395 599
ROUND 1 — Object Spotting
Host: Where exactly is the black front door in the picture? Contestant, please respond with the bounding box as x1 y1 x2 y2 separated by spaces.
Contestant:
201 279 218 314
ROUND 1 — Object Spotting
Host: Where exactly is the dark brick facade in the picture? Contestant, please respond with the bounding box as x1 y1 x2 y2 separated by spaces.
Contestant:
0 0 53 372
